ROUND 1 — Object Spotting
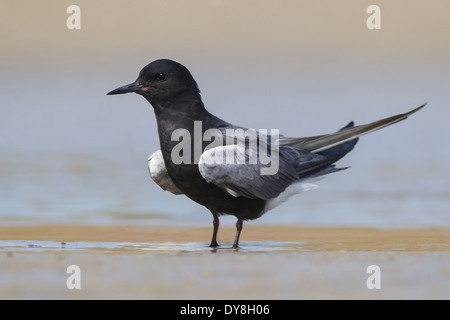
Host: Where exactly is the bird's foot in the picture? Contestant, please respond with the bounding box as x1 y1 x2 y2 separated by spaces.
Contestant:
209 241 220 248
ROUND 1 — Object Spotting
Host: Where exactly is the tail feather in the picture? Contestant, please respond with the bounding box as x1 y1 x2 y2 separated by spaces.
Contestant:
317 121 358 160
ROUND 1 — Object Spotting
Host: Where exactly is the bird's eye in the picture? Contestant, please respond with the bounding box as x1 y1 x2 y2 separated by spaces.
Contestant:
156 73 167 81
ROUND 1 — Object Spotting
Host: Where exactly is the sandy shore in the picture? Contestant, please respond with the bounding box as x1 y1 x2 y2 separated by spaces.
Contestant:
1 225 449 300
0 225 449 251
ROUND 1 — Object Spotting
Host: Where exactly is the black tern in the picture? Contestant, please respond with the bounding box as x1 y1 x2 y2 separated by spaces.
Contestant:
108 59 425 248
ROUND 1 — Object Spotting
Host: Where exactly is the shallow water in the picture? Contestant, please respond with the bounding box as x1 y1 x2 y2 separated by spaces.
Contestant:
1 150 449 229
1 248 449 299
0 240 315 253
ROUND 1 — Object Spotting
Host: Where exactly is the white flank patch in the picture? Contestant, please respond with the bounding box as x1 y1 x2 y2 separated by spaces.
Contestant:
147 150 183 195
264 180 319 212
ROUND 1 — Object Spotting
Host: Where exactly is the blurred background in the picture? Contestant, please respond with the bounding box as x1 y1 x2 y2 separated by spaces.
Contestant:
1 0 449 228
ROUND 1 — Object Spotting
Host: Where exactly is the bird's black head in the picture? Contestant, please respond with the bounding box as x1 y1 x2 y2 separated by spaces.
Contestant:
107 59 201 107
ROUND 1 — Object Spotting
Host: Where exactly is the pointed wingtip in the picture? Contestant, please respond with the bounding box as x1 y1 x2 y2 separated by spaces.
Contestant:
405 103 427 116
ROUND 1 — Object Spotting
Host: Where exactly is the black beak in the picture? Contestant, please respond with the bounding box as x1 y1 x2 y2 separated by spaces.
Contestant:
107 81 147 95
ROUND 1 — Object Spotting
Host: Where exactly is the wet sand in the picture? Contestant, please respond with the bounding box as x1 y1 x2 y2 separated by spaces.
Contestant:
0 225 449 252
0 225 449 299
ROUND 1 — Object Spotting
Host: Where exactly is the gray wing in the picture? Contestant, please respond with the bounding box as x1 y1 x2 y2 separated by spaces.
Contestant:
147 150 183 195
198 104 425 200
198 131 333 200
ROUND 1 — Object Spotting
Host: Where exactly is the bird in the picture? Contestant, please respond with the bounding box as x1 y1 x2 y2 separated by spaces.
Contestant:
107 59 425 249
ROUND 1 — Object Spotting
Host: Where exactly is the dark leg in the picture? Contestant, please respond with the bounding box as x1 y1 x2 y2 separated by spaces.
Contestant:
209 212 220 248
232 218 243 249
